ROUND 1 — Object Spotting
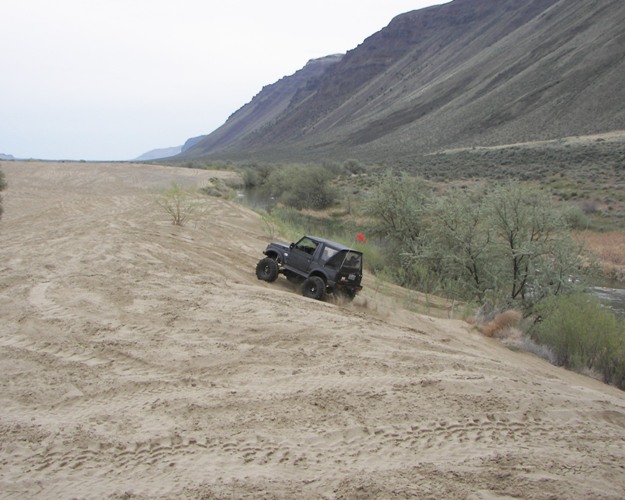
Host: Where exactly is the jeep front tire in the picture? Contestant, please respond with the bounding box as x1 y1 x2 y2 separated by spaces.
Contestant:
256 257 279 282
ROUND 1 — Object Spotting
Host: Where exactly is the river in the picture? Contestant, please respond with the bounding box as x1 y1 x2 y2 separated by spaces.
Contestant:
592 287 625 318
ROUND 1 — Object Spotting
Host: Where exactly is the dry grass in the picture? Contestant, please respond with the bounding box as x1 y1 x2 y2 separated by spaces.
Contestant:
478 310 523 338
575 230 625 282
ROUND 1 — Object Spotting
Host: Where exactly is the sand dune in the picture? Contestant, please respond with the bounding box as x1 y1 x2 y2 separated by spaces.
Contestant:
1 161 625 499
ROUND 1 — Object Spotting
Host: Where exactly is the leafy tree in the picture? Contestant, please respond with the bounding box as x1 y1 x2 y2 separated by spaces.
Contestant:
422 185 493 301
425 182 586 308
484 182 585 308
363 172 430 249
367 178 587 309
362 172 432 287
240 163 273 189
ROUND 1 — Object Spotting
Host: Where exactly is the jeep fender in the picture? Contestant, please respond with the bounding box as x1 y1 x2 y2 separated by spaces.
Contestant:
308 270 329 285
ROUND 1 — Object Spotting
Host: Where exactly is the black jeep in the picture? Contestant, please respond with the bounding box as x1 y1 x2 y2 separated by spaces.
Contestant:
255 235 363 301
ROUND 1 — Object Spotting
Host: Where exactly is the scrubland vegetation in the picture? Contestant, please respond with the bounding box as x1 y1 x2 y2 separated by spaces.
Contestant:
531 293 625 388
574 230 625 284
171 147 625 390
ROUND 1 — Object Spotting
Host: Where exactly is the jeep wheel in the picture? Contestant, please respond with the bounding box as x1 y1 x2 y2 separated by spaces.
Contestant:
256 257 279 282
302 276 326 300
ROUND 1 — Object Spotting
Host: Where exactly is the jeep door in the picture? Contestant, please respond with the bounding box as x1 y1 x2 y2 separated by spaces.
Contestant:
286 237 318 274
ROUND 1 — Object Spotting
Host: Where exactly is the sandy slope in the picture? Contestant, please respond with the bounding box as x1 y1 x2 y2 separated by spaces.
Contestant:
1 161 625 499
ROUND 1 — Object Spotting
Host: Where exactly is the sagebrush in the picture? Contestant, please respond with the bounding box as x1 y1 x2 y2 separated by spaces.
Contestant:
531 293 625 389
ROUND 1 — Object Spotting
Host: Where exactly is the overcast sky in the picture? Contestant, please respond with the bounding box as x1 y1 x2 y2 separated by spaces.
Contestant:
1 1 450 161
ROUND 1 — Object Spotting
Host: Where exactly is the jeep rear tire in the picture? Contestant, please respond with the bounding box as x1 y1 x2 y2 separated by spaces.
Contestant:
256 257 279 282
302 276 326 300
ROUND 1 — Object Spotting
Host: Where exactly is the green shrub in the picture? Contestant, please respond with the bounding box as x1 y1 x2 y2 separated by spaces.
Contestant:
531 293 625 388
200 177 236 198
259 164 338 210
342 159 366 175
241 168 260 189
363 172 430 247
369 180 588 309
564 204 590 229
610 336 625 389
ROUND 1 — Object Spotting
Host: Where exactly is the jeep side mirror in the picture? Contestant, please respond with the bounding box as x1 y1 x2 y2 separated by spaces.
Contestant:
289 243 294 249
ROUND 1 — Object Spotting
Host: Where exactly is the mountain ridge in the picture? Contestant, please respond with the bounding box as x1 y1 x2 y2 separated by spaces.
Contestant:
134 146 182 161
177 0 625 165
179 54 344 158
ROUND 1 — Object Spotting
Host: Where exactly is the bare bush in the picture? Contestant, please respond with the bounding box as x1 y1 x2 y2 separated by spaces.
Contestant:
156 182 205 226
518 335 558 364
478 310 522 338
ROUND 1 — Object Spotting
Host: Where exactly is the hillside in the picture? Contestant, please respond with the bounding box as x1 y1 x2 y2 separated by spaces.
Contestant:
1 161 625 498
182 54 343 157
178 0 625 164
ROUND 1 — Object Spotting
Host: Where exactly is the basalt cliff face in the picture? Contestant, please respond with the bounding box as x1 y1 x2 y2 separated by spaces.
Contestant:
179 0 625 164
